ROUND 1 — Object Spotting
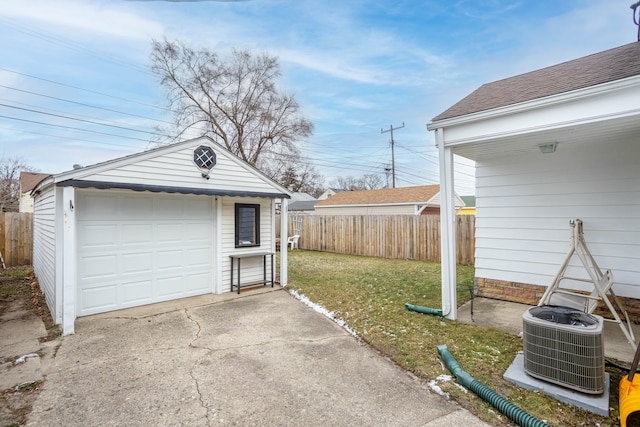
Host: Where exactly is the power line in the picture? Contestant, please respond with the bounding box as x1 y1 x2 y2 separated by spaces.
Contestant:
0 67 169 112
0 85 175 126
0 103 170 137
395 142 477 178
0 17 153 76
0 115 153 143
0 125 143 151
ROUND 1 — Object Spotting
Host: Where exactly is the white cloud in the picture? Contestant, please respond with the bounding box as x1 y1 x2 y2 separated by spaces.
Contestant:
0 0 164 40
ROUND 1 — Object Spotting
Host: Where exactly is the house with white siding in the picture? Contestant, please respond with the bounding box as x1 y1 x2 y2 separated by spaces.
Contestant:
314 184 464 216
317 188 346 200
19 172 50 213
32 137 291 334
427 42 640 320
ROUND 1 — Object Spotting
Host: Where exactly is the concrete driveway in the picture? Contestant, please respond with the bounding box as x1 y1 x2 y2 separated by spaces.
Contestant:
27 288 489 426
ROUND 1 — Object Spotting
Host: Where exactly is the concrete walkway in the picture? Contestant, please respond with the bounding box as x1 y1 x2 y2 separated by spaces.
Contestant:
27 288 489 427
0 301 58 392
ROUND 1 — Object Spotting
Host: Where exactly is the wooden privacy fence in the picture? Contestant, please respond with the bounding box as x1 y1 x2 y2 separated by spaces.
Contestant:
0 212 33 267
277 215 475 265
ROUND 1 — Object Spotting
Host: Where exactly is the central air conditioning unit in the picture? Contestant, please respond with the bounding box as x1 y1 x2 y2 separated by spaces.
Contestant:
522 305 605 394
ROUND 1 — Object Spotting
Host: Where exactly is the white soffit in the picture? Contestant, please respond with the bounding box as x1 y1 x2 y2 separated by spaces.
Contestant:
430 78 640 162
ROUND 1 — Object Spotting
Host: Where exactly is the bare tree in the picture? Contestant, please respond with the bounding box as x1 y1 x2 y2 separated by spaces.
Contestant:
277 158 324 197
294 161 324 197
0 157 35 212
329 174 384 191
359 173 384 190
150 39 314 169
329 176 361 191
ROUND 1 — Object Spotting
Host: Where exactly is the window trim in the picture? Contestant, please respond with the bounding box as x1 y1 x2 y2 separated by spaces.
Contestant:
235 203 260 248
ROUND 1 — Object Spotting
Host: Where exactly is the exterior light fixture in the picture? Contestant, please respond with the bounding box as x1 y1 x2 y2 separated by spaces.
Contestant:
538 142 557 154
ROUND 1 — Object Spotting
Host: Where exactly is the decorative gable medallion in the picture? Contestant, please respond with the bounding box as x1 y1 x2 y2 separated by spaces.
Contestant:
193 145 216 171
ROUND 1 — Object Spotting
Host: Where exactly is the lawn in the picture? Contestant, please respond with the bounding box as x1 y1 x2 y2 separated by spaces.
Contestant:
286 250 626 427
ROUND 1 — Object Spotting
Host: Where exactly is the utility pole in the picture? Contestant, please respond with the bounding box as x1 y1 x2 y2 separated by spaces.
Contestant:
384 164 392 188
381 122 404 188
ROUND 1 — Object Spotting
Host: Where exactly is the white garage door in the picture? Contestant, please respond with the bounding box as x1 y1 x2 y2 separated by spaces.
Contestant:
76 190 214 316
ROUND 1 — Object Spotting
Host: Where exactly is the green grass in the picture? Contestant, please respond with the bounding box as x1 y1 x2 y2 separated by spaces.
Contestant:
286 250 624 427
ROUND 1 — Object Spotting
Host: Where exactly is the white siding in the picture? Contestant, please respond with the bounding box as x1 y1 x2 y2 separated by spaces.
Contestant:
19 193 34 213
82 145 276 193
475 136 640 298
221 196 274 290
32 185 58 321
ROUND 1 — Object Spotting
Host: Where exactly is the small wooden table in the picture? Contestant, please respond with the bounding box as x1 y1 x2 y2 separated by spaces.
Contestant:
229 251 274 294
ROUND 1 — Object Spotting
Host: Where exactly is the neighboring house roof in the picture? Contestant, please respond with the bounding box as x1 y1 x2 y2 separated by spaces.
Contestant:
288 200 319 211
432 42 640 121
291 192 316 202
20 172 50 193
318 188 347 200
460 195 475 207
316 185 442 207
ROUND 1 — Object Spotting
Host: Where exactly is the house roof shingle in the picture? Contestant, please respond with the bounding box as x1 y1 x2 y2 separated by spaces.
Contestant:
19 172 50 193
315 185 441 206
432 42 640 122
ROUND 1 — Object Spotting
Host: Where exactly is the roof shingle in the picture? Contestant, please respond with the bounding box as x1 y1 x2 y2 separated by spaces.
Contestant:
432 42 640 122
315 185 441 206
19 172 50 193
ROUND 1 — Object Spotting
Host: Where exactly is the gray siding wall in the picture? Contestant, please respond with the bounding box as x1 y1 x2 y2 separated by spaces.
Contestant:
475 136 640 297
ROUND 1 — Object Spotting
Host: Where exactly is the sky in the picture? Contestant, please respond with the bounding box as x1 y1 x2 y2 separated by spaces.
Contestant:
0 0 637 195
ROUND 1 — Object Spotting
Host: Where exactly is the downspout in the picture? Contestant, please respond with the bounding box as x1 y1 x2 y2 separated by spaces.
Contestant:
438 345 548 427
405 303 442 316
279 198 289 286
437 127 457 319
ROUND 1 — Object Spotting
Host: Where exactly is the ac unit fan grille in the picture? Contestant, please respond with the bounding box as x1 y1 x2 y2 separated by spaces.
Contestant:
523 307 604 394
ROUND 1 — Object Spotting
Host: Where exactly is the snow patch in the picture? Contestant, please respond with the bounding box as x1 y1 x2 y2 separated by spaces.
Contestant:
15 353 38 365
288 289 358 338
428 379 450 399
434 374 468 394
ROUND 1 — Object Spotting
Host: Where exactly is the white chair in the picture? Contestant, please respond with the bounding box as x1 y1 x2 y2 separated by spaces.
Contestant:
287 235 300 250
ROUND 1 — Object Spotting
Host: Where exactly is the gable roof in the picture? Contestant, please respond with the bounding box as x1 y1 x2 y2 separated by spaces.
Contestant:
20 172 50 193
35 137 292 199
291 192 317 202
315 185 441 207
432 42 640 121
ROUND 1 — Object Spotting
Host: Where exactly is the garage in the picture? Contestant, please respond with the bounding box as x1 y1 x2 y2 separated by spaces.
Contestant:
31 137 292 335
76 191 214 316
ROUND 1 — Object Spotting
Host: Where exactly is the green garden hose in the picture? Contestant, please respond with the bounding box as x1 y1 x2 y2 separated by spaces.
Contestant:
404 303 443 316
437 344 548 427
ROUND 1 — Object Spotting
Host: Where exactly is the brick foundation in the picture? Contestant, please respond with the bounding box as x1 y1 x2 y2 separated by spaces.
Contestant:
476 277 640 322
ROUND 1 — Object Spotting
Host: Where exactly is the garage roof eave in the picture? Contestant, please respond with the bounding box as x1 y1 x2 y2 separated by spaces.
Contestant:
57 179 291 199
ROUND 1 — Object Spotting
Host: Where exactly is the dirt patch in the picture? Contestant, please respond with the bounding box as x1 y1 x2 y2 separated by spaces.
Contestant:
0 266 60 426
